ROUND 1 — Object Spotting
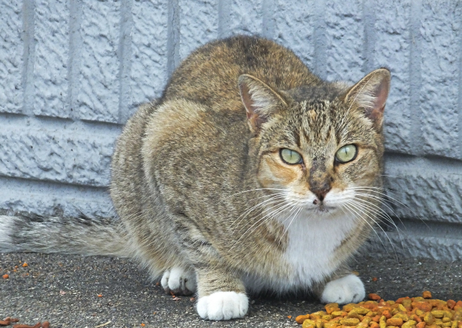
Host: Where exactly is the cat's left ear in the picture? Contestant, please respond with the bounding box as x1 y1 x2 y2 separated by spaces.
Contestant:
238 74 287 134
344 68 390 131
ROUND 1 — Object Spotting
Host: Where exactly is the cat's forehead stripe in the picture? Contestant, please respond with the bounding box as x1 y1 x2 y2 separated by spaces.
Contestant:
299 100 333 142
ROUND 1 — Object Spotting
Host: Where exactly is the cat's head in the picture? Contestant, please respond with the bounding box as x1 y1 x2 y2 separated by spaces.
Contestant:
238 69 390 216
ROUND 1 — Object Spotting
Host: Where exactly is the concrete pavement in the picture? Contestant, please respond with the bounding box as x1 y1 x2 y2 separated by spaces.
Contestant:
1 252 461 328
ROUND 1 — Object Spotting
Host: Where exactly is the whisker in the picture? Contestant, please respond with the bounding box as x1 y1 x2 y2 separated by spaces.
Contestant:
229 193 286 229
343 202 397 255
328 188 390 206
353 192 398 217
346 198 402 260
274 202 302 246
351 187 431 233
351 190 409 226
283 206 302 234
349 186 409 208
353 207 401 263
335 189 404 248
342 203 384 245
339 205 377 242
351 197 400 232
254 201 297 230
226 187 288 199
229 201 294 251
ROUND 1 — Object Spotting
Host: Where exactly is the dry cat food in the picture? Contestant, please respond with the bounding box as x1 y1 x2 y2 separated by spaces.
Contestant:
0 318 19 326
0 318 49 328
296 292 462 328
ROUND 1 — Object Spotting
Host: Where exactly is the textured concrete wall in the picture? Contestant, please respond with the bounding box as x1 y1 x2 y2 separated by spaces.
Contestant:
0 0 461 260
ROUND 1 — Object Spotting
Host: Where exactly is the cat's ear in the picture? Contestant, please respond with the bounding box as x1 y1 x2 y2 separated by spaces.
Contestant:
344 68 390 131
238 74 287 134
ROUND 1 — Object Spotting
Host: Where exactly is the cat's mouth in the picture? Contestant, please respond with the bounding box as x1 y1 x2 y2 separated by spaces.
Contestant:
287 193 342 214
317 205 332 212
306 203 337 213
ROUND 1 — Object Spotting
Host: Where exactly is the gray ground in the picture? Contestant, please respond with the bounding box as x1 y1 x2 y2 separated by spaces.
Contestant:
1 252 461 328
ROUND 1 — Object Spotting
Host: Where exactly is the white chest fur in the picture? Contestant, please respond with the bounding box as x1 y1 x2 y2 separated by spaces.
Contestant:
244 209 357 294
282 209 356 286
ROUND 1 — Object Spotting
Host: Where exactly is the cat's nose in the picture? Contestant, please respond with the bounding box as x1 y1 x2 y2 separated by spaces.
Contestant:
310 183 331 203
308 160 332 203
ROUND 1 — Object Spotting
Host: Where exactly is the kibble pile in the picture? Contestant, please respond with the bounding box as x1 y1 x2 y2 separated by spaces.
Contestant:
296 292 462 328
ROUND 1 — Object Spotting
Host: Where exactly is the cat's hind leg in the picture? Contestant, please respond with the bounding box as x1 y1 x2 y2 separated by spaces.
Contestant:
161 267 196 296
165 214 249 319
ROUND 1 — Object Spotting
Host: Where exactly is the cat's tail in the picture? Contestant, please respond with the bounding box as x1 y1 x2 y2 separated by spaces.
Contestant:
0 213 132 257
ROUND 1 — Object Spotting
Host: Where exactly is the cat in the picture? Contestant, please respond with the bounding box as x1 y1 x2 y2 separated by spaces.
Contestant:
0 35 390 320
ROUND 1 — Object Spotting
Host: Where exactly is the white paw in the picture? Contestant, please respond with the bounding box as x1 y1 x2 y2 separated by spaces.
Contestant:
197 291 248 320
321 274 365 304
161 267 196 295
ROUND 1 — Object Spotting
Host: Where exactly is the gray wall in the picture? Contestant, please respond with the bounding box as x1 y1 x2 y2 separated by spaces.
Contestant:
1 0 461 260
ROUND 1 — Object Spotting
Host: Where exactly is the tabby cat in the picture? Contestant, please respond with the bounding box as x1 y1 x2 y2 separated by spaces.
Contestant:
0 35 390 320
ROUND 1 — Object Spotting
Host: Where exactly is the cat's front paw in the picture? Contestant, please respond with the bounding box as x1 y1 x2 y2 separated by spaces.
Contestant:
161 267 196 295
321 274 365 304
196 291 248 320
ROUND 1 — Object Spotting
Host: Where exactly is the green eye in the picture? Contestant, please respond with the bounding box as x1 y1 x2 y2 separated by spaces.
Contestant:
280 149 303 165
335 144 357 163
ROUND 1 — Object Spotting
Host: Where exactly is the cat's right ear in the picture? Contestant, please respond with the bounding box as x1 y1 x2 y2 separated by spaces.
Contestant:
238 74 287 134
